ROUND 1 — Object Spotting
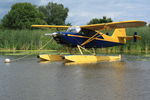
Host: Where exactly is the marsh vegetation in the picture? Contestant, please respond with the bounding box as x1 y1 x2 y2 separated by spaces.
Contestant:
0 26 150 54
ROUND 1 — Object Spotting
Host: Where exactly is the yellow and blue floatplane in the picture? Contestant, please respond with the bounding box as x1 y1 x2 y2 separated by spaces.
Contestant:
32 20 146 64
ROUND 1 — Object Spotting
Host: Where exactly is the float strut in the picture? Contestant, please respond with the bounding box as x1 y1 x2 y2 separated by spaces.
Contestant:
77 45 83 55
92 48 96 55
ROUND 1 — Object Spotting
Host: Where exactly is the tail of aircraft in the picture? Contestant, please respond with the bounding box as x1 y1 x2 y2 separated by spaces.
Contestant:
112 28 127 44
111 28 141 44
112 28 127 38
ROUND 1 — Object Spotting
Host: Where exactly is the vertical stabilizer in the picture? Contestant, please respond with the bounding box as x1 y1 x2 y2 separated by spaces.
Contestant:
112 28 126 44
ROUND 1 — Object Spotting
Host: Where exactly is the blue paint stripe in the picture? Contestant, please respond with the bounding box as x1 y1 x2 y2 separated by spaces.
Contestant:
59 35 123 48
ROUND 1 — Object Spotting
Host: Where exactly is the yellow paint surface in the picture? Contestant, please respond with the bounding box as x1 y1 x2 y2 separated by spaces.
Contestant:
64 55 121 63
38 54 64 61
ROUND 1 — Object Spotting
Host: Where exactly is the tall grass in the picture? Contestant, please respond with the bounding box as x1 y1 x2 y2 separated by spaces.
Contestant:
122 26 150 53
0 26 150 53
98 26 150 54
0 29 63 50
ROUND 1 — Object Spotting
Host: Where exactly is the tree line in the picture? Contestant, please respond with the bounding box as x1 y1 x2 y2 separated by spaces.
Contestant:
0 2 113 29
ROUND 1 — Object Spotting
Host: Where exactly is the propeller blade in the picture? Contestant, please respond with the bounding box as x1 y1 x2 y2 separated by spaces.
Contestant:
45 32 58 36
133 32 137 42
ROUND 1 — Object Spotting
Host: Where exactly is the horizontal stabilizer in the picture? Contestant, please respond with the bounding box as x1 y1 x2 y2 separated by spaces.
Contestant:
118 35 142 40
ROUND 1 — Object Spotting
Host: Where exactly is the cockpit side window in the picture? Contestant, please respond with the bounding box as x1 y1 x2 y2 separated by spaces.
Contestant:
80 28 103 39
80 28 96 36
66 26 81 33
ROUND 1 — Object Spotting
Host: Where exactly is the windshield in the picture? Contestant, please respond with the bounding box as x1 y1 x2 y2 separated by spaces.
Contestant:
66 26 81 33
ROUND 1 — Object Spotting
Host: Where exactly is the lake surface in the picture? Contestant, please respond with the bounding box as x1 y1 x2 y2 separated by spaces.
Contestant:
0 54 150 100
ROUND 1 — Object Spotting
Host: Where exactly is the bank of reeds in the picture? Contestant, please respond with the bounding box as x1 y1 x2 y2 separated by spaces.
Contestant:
98 26 150 54
0 29 63 50
123 26 150 53
0 26 150 53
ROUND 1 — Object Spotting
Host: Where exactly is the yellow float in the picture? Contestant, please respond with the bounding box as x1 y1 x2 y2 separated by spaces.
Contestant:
38 54 121 64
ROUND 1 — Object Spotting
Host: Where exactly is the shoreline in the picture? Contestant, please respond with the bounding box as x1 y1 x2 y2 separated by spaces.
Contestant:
0 49 150 56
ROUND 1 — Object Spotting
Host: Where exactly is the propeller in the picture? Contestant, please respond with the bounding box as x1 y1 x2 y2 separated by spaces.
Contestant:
45 32 63 44
133 32 137 42
45 32 58 37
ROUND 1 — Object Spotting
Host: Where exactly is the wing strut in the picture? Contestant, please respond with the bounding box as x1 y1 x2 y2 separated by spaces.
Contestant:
77 45 94 55
77 45 83 55
80 32 100 46
77 32 101 55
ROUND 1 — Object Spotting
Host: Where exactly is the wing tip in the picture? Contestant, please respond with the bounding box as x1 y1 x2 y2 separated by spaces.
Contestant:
31 25 70 28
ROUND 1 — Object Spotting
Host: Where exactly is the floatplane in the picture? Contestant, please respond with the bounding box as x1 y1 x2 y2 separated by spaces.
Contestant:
32 20 146 64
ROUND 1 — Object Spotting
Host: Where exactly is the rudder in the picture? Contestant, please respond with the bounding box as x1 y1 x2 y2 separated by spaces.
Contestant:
112 28 126 44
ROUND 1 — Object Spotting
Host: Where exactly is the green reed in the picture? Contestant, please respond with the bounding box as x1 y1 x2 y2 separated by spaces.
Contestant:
123 26 150 53
93 26 150 54
0 29 63 50
0 26 150 54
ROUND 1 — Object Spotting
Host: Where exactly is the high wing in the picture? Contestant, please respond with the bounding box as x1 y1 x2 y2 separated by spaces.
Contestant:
80 20 147 30
79 20 146 47
31 20 146 31
31 25 70 29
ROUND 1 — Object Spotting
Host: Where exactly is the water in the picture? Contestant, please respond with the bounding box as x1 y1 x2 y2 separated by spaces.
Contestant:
0 55 150 100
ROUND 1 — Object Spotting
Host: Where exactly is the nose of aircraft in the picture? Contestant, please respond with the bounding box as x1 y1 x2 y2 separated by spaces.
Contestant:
45 32 59 37
45 32 63 44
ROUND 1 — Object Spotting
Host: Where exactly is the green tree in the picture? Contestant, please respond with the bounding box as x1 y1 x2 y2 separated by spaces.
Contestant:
2 3 47 29
0 20 3 29
87 16 113 25
39 2 69 25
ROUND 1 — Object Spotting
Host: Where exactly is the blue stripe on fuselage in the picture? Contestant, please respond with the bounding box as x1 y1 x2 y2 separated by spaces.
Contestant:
56 32 123 48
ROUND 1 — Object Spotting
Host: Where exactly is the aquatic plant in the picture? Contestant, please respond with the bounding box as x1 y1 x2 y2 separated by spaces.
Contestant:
0 26 150 54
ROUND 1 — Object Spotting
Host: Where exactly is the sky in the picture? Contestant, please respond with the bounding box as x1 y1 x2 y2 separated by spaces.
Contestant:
0 0 149 25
